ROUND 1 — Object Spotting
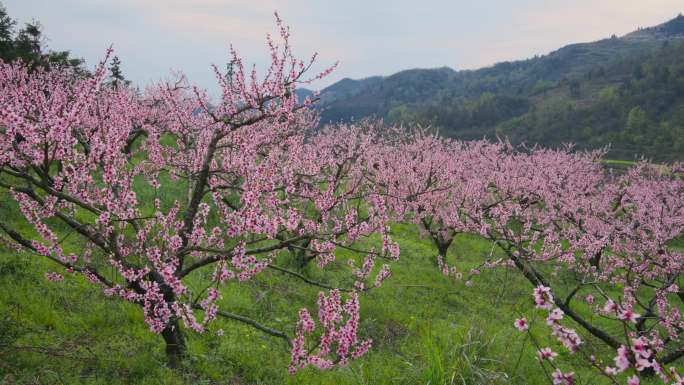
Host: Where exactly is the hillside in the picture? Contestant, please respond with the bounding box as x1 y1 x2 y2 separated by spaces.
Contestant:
494 38 684 161
309 14 684 161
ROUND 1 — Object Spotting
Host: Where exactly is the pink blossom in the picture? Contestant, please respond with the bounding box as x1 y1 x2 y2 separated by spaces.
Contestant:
533 285 554 310
551 369 574 385
603 299 618 314
618 308 640 323
614 345 631 373
538 347 558 361
290 290 372 374
547 308 564 325
514 318 529 331
45 271 64 282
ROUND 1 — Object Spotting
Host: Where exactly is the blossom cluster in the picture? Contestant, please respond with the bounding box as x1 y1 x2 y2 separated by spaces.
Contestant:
289 290 372 373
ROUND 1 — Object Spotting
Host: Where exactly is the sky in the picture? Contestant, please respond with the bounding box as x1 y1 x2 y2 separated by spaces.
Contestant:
3 0 684 93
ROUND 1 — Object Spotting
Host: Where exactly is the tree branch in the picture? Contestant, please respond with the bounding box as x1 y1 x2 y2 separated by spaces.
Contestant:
193 304 291 346
267 264 352 292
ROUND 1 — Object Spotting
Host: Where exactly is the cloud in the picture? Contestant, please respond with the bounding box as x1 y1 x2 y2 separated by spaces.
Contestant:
3 0 683 91
513 0 684 44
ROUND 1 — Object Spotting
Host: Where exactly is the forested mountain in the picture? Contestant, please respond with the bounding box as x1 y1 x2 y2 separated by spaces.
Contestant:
310 14 684 161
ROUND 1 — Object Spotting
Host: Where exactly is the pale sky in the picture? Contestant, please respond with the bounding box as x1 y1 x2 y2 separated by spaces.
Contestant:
3 0 683 93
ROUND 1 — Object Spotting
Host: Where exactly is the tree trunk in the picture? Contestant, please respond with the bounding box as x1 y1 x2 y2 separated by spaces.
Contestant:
161 318 186 368
639 367 655 378
295 239 313 268
589 250 602 269
432 234 455 266
436 241 451 259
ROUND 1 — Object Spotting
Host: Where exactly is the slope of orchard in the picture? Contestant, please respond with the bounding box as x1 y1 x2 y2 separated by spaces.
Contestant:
0 227 660 384
2 209 683 384
1 16 684 385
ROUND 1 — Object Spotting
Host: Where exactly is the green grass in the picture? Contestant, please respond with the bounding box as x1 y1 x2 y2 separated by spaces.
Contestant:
601 159 636 166
601 159 684 177
0 220 679 384
0 227 601 384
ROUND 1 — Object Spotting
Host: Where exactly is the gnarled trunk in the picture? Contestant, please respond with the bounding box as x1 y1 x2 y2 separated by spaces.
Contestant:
285 238 313 268
432 234 455 266
436 240 451 259
161 318 186 368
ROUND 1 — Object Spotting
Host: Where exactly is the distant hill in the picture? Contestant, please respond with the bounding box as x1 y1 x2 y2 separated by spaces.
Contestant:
304 14 684 161
494 39 684 161
623 13 684 41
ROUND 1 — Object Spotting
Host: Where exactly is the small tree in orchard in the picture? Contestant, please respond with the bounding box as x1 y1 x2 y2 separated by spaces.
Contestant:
381 132 464 259
267 122 401 271
417 143 684 384
498 159 684 385
389 135 507 264
0 16 400 370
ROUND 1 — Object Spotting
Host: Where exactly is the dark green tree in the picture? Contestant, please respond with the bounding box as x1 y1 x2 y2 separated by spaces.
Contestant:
13 21 42 65
107 55 130 88
0 3 14 53
0 2 15 61
0 2 83 71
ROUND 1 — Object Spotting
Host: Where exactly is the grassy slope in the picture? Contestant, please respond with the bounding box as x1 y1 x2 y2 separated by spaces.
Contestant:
1 164 679 385
3 221 674 385
0 228 511 385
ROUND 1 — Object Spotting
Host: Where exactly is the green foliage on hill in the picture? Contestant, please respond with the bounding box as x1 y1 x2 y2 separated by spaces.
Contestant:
492 39 684 161
314 15 684 161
